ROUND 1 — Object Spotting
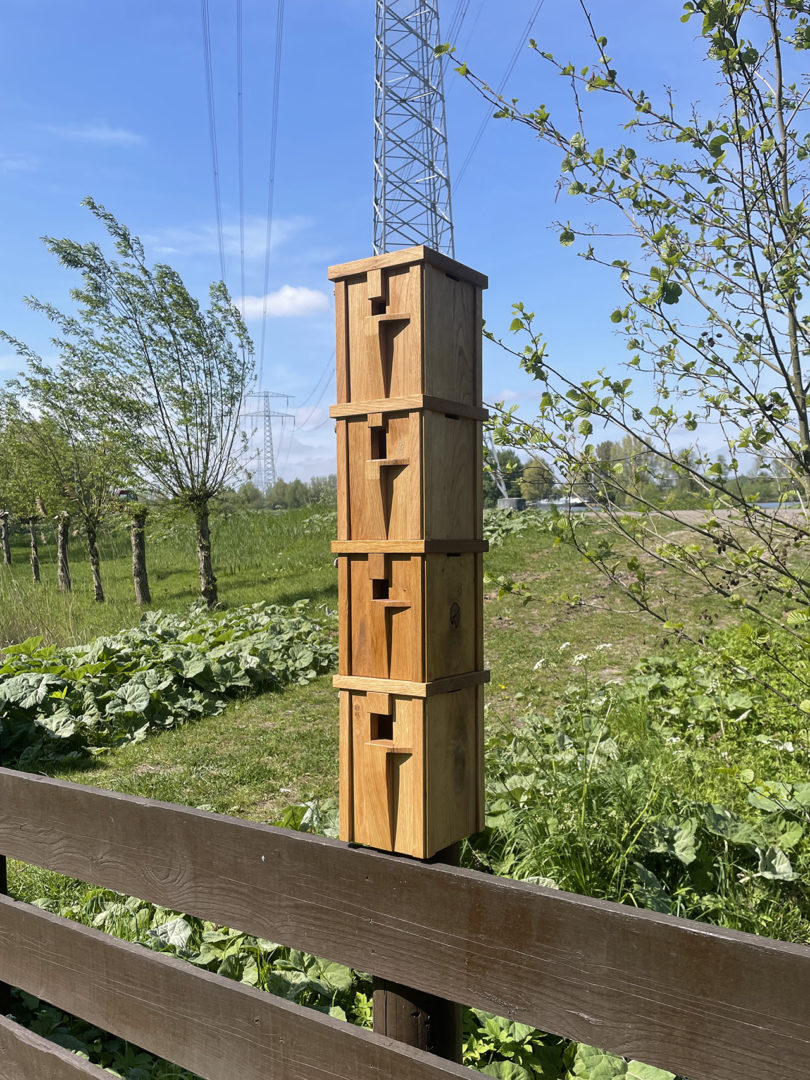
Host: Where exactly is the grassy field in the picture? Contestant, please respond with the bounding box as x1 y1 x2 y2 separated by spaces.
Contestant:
0 504 338 647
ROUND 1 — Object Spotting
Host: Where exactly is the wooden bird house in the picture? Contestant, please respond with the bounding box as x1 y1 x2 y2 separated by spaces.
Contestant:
330 246 488 860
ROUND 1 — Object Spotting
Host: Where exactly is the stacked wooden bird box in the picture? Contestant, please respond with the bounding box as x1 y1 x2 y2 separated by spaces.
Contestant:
330 246 488 859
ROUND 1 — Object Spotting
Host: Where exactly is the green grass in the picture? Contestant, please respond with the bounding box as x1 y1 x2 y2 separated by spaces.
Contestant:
0 505 338 647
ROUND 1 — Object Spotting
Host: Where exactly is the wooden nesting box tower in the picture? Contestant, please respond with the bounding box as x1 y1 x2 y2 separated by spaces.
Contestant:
330 246 488 859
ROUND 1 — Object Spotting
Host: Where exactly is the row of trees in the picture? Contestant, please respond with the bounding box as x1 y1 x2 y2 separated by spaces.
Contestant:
233 475 338 511
0 198 254 607
483 440 789 509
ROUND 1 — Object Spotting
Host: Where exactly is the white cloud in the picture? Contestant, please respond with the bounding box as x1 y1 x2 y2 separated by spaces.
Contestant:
0 155 36 174
148 216 312 261
45 123 145 146
238 286 330 319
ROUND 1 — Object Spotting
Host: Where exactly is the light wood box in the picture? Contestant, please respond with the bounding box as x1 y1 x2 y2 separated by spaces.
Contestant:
334 407 483 543
328 246 488 408
338 552 483 683
339 684 485 859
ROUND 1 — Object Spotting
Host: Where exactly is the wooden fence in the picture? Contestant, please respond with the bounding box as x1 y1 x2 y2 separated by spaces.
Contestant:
1 766 809 1080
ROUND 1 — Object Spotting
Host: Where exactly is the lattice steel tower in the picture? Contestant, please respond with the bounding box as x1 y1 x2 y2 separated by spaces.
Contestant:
240 391 293 491
373 1 454 257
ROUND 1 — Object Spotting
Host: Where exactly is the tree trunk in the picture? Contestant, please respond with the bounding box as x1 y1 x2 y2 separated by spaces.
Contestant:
130 505 151 606
86 523 104 603
56 512 72 592
194 504 218 607
0 511 10 566
28 519 40 584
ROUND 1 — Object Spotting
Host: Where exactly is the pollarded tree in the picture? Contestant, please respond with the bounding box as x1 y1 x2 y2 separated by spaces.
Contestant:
0 348 135 602
0 398 13 567
21 198 254 607
446 1 810 703
0 396 60 585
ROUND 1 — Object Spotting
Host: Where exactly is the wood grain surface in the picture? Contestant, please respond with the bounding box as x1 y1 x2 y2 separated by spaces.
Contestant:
0 1014 112 1080
328 245 489 289
2 769 810 1079
330 396 488 421
331 539 488 554
0 895 473 1080
332 669 489 696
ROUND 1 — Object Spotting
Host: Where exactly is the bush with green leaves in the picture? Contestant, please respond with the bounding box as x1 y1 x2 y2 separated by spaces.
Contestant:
483 508 555 547
0 600 337 767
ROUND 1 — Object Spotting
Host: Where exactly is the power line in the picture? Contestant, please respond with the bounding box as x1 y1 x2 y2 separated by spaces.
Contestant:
297 362 335 432
295 352 335 411
236 0 246 313
201 0 227 283
446 0 484 98
445 0 469 44
257 0 286 390
455 0 546 188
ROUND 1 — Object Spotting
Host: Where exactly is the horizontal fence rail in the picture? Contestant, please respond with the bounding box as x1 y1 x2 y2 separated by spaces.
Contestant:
2 767 810 1080
0 896 471 1080
0 1014 111 1080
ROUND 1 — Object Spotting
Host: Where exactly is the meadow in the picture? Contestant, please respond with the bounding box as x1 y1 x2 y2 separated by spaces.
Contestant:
2 504 810 1079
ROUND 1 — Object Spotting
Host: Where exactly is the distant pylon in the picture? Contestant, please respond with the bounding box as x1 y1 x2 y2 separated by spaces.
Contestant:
373 0 454 256
240 391 293 491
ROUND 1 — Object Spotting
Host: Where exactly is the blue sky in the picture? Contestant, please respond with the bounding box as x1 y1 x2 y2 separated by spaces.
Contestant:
0 1 712 480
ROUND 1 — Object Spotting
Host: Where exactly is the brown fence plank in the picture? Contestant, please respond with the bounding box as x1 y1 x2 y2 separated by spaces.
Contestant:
2 768 810 1080
0 895 473 1080
0 1014 111 1079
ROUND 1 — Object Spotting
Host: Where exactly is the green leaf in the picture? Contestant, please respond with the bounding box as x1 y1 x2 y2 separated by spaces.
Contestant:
571 1043 627 1079
754 845 798 881
559 228 576 246
480 1061 533 1080
627 1062 675 1080
610 309 623 323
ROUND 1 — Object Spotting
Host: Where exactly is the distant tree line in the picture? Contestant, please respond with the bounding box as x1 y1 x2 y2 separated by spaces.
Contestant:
484 440 793 511
230 475 337 511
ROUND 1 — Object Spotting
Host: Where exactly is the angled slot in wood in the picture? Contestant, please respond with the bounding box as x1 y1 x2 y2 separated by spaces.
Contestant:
368 314 411 397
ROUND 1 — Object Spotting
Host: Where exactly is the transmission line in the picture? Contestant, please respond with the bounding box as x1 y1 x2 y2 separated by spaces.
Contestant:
257 0 286 390
201 0 227 283
295 352 335 411
236 0 246 312
455 0 546 188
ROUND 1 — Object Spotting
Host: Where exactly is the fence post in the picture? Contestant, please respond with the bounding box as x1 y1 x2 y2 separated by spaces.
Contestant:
329 248 488 1061
0 743 10 1018
372 841 461 1058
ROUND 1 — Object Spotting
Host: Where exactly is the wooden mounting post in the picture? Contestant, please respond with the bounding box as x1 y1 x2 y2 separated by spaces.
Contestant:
0 742 10 1018
329 247 488 1060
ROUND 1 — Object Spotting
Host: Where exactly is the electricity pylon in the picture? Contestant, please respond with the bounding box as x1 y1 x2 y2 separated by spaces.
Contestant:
373 0 454 256
240 391 293 491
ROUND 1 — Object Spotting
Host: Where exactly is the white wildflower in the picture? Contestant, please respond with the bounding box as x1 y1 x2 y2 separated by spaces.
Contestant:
572 653 589 665
558 641 571 652
595 642 613 652
533 658 546 670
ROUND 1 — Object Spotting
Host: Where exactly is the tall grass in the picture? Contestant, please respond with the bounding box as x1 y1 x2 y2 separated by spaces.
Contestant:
0 506 338 647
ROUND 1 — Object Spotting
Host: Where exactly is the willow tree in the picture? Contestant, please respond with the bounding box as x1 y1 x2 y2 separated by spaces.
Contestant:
0 397 58 585
0 350 133 602
444 1 810 701
24 198 254 607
